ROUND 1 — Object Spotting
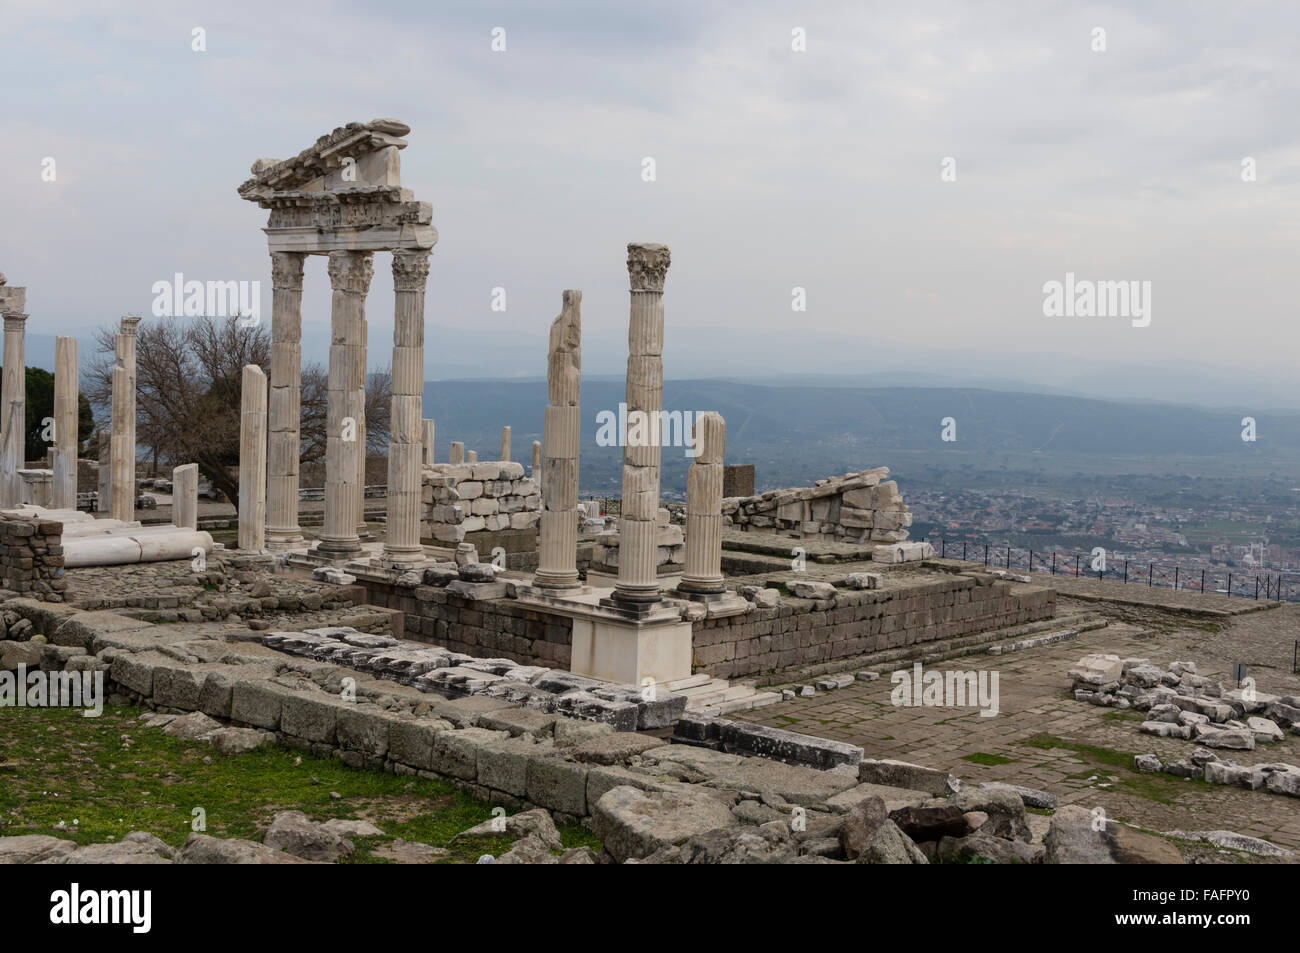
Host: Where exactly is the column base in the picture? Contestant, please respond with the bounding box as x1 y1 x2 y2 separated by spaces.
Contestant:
570 615 692 685
375 547 427 571
531 569 584 590
599 589 664 620
265 529 306 551
313 537 362 561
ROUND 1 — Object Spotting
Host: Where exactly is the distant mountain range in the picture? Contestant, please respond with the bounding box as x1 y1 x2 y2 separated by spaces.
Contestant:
421 379 1300 497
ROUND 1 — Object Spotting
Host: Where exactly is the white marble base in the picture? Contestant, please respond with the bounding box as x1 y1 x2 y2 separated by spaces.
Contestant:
569 615 692 686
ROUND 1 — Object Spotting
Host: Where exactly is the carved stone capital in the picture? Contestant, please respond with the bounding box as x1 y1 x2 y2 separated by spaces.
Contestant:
391 249 432 293
270 251 305 291
327 250 375 293
120 315 141 335
627 243 671 293
3 314 27 332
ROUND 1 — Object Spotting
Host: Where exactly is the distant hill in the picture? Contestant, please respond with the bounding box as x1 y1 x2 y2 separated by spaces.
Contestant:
422 380 1300 497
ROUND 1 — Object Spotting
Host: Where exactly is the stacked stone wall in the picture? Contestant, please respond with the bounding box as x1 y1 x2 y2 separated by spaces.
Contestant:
0 514 65 602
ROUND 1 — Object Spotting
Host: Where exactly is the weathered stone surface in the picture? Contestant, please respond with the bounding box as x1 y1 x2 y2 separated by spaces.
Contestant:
1044 805 1183 864
162 711 223 740
58 832 177 864
1068 654 1123 687
0 834 78 864
568 733 669 766
526 755 589 815
208 726 275 756
321 818 384 838
787 580 836 600
263 810 354 862
592 785 739 863
977 781 1058 810
889 804 969 842
857 758 951 796
839 795 887 860
178 832 319 864
937 831 1035 864
949 788 1031 842
454 808 563 851
853 819 928 864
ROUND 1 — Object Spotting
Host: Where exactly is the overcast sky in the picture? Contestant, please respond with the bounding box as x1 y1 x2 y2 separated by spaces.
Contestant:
2 0 1298 393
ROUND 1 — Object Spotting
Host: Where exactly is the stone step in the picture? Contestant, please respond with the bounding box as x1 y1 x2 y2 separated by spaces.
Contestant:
697 691 785 717
675 679 731 697
662 674 713 692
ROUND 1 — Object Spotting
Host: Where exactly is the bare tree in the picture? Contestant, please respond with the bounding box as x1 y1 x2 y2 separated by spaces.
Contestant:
86 317 394 503
85 316 269 504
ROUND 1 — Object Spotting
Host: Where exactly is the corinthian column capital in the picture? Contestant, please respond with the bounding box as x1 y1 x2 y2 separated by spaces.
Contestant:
392 249 432 292
327 250 375 293
627 243 671 292
270 251 305 291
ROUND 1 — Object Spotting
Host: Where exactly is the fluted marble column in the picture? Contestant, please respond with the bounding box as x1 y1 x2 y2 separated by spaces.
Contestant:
316 250 373 558
172 462 198 530
612 245 670 609
382 249 431 566
1 313 27 507
422 419 436 465
109 317 140 523
356 310 369 538
96 429 110 512
534 290 582 589
266 251 306 549
679 412 726 595
238 365 268 551
52 336 79 509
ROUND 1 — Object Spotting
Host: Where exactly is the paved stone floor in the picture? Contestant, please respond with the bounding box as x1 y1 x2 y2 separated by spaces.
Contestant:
742 598 1300 851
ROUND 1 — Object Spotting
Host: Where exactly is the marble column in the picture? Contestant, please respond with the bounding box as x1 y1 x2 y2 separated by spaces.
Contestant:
679 412 726 595
109 317 140 523
422 419 435 465
317 251 373 559
1 312 27 507
266 251 306 549
466 450 477 463
238 365 268 551
612 244 670 609
449 441 464 464
356 312 369 538
52 336 79 509
382 249 431 566
531 440 541 479
109 357 133 522
499 426 511 462
534 290 582 590
172 462 198 530
96 429 110 512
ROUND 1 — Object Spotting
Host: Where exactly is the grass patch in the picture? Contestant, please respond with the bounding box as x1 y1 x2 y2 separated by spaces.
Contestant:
961 752 1017 767
0 704 598 863
1016 733 1188 806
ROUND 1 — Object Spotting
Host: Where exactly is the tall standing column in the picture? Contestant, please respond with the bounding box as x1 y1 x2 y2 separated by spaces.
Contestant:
52 336 79 510
531 440 541 479
316 251 373 558
96 429 111 512
382 249 431 566
238 365 268 551
109 317 140 523
0 312 27 507
449 442 464 464
679 412 726 595
109 356 132 521
612 244 670 609
500 426 511 462
266 251 306 549
356 310 369 538
534 291 582 589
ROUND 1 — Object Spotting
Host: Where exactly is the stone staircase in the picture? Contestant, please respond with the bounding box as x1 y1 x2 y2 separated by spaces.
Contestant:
662 673 783 718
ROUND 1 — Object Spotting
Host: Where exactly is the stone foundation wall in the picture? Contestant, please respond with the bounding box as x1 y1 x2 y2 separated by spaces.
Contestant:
362 578 573 669
723 467 912 544
0 514 66 602
421 461 540 550
693 574 1056 679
